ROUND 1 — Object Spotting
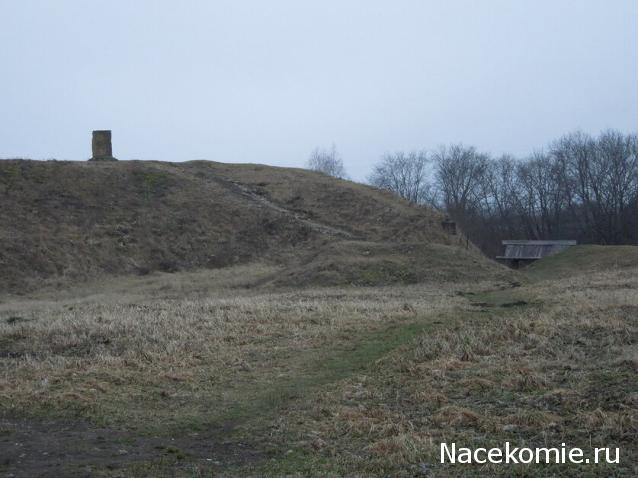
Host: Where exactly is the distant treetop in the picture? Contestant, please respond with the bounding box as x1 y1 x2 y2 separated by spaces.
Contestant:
306 144 347 179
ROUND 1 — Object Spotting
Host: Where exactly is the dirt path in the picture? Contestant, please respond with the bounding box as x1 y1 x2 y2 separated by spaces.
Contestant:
0 320 434 477
223 179 356 239
150 161 356 240
0 417 261 477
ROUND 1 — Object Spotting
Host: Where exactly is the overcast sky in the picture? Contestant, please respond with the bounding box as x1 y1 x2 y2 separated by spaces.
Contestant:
1 1 637 180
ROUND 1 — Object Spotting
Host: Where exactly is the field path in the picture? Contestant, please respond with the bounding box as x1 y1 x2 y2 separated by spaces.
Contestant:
0 417 261 477
0 319 435 477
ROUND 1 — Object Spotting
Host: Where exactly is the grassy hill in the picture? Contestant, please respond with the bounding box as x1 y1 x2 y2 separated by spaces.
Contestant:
525 244 638 280
0 159 508 293
1 242 635 476
2 162 636 476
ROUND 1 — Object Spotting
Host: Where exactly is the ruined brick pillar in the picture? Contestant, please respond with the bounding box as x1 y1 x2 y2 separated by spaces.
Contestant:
90 130 117 161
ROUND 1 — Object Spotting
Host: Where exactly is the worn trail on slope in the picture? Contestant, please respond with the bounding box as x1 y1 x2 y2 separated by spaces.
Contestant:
0 319 436 477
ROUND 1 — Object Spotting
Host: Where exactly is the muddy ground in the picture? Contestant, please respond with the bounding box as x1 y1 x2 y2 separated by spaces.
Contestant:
0 417 262 477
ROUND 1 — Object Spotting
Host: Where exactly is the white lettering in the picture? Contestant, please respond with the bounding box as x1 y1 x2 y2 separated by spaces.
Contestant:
536 447 560 463
438 442 620 465
504 442 519 463
606 448 620 464
488 447 502 463
569 448 583 464
457 448 472 464
440 443 455 463
518 448 533 464
474 448 487 464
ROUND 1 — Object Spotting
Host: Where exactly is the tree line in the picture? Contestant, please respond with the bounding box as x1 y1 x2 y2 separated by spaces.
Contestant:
307 130 638 257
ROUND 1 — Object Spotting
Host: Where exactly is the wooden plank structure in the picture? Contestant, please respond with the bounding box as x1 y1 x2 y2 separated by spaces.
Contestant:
496 240 577 268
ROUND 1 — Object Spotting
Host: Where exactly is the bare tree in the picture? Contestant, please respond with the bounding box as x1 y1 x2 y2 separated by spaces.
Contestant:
551 131 599 240
306 144 347 179
515 152 570 238
592 130 638 243
364 130 638 256
552 130 638 243
475 155 523 238
433 144 488 223
368 151 435 205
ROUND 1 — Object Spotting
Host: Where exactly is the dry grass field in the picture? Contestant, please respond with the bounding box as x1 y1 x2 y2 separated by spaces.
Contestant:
0 160 635 476
1 246 637 476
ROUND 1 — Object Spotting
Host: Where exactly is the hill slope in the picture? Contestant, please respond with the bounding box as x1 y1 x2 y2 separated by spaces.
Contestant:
0 160 508 292
525 244 638 280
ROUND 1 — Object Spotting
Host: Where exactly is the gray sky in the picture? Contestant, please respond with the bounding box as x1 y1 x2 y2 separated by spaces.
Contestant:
1 1 637 181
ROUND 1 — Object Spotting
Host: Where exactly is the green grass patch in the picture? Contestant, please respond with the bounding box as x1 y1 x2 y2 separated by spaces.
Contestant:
170 320 436 436
525 245 638 281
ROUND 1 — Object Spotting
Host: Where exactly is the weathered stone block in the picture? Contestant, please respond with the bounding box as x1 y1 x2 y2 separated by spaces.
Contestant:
90 130 117 161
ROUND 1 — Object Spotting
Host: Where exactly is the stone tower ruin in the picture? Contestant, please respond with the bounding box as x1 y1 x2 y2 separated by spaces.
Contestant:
90 130 117 161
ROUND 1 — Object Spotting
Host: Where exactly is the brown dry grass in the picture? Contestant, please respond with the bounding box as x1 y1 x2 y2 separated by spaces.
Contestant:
1 250 636 477
254 264 638 477
0 263 472 432
0 159 471 293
